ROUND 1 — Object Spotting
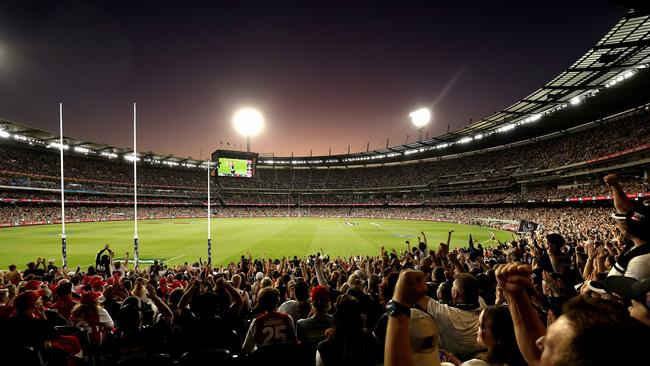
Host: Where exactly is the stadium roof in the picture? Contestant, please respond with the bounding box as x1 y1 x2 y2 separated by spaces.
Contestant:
261 9 650 165
0 119 208 168
1 9 650 169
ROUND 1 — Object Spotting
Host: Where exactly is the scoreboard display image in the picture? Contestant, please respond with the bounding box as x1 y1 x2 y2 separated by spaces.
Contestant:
217 157 253 177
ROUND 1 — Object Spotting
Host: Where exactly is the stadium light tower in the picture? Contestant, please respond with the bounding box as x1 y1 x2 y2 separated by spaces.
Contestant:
233 107 264 152
410 108 431 141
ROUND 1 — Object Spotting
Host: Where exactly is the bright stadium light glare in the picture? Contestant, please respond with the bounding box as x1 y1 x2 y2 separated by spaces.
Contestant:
233 108 264 137
0 130 10 138
570 96 581 106
48 142 69 150
409 108 431 128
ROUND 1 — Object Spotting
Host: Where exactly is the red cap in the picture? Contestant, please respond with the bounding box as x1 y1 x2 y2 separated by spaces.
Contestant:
24 280 42 291
310 285 329 304
14 290 39 311
90 278 107 290
80 291 100 305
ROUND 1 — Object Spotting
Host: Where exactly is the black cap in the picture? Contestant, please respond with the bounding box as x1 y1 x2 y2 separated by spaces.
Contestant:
604 276 650 308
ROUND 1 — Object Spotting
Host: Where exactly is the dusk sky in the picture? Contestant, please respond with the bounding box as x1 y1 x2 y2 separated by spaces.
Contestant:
0 1 625 158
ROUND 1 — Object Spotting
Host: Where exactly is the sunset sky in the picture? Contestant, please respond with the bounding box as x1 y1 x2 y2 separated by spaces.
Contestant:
0 1 624 158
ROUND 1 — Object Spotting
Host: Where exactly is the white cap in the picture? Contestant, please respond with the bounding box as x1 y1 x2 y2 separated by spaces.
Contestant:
255 272 264 280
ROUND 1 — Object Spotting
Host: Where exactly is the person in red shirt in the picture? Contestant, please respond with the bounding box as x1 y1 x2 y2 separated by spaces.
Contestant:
50 281 77 319
242 287 296 353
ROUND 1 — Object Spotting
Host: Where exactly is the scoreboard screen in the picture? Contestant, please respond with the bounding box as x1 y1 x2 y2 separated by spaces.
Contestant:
217 157 253 178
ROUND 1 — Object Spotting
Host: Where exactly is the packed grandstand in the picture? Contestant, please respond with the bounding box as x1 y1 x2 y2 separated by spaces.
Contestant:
1 6 650 366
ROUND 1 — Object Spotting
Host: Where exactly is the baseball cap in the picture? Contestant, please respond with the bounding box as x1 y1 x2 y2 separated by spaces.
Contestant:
80 291 100 305
585 280 607 294
310 285 329 304
604 276 650 308
91 278 108 290
24 280 42 291
409 308 439 366
347 274 365 290
14 290 40 311
255 272 264 280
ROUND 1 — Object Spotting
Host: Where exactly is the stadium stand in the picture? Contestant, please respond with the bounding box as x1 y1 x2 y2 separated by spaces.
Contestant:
1 8 650 366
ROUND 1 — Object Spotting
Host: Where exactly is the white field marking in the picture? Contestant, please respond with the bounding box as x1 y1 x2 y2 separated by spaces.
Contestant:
370 222 381 227
166 254 185 262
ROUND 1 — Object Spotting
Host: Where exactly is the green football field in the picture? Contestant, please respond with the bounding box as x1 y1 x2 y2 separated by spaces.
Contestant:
0 218 514 269
217 158 250 176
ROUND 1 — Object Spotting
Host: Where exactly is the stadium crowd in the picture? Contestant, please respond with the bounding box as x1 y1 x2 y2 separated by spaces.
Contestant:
1 109 648 196
1 174 648 365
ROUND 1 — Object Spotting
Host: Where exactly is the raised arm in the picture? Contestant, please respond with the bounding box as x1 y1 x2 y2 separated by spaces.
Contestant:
314 257 328 287
604 173 635 214
146 284 173 320
496 263 545 366
385 270 429 366
178 279 198 311
448 252 465 275
219 277 244 315
95 249 105 265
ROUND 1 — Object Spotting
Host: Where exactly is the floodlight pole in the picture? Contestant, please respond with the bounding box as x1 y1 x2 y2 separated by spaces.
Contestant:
59 102 67 268
207 159 212 266
133 102 139 269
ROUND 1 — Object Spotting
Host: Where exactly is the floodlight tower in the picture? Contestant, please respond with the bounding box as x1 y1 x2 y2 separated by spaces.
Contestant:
233 108 264 152
409 108 431 141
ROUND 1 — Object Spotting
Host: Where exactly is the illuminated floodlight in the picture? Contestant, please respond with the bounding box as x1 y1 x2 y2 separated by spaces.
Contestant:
233 107 264 152
623 70 634 79
233 108 264 137
409 108 431 128
457 137 473 144
0 130 10 138
74 146 90 154
474 134 483 140
497 124 515 133
570 96 581 106
100 152 117 159
48 142 69 150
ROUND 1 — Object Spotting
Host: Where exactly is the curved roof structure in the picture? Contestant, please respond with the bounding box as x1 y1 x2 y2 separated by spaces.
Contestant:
1 9 650 169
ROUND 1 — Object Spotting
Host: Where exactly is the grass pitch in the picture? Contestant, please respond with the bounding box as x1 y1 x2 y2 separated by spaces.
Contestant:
0 218 514 269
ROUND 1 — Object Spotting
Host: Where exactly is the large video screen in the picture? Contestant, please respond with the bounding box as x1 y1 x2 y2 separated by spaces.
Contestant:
217 157 253 178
